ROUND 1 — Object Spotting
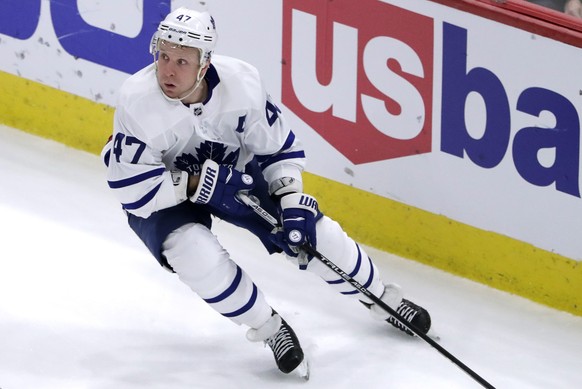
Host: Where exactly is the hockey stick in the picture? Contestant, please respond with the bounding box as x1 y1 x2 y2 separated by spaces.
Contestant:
237 192 496 389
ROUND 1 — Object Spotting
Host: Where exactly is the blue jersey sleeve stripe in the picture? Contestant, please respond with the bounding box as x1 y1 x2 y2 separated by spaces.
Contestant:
259 150 306 171
108 167 165 189
281 130 296 150
255 154 269 164
103 150 111 167
257 131 295 163
121 182 162 211
255 131 298 164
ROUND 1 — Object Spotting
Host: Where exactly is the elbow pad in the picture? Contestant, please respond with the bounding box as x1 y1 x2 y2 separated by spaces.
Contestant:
269 177 303 199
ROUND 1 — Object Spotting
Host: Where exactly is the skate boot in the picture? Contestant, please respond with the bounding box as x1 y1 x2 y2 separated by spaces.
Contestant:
364 283 431 336
387 298 431 336
247 310 305 374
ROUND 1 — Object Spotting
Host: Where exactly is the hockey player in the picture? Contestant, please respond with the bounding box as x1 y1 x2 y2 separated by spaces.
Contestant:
102 6 431 377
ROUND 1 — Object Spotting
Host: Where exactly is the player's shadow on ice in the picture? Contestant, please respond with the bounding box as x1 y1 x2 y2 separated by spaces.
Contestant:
80 326 302 387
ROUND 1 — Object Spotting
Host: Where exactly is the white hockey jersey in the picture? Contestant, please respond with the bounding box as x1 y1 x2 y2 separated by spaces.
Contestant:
103 55 306 218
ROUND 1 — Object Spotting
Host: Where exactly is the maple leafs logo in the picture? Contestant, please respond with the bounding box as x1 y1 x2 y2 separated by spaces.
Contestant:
175 141 240 175
174 153 199 175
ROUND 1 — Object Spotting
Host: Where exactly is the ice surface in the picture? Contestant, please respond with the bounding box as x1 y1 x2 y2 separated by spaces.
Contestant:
1 125 581 389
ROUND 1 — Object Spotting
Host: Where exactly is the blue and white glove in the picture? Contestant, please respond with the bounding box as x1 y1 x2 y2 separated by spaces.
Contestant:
271 193 321 260
190 159 254 216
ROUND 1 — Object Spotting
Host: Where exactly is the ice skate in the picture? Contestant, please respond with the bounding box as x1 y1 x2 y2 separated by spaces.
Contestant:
247 311 308 378
365 283 432 336
387 298 432 336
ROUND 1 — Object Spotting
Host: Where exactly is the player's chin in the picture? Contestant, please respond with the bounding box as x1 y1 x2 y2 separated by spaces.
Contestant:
162 85 179 97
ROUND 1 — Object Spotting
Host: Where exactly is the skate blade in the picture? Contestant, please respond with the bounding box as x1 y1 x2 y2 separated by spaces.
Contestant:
293 358 310 381
426 329 441 342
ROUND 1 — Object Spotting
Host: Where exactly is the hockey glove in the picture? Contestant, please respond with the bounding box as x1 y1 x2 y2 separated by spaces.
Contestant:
270 193 321 260
190 159 255 216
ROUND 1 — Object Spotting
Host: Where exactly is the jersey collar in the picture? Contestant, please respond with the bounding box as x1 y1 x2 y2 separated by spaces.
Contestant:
202 63 220 105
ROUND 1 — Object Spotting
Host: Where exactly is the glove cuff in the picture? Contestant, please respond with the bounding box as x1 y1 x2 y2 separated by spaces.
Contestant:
280 193 319 217
171 170 189 203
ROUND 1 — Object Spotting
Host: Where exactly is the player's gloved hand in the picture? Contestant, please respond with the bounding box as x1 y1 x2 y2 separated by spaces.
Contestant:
270 193 321 260
190 159 254 216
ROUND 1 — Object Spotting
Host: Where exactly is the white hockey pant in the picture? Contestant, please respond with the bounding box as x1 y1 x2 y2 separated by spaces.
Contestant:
162 223 272 329
297 215 386 304
162 217 391 331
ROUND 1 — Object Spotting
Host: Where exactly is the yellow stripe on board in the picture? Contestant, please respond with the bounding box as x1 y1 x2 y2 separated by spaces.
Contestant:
0 71 113 155
304 174 582 317
2 71 580 317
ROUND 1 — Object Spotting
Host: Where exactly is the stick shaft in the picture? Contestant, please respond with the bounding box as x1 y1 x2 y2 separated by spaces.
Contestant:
237 193 495 389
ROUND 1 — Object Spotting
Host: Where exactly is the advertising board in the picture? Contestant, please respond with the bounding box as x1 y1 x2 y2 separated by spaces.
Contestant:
282 0 582 262
1 0 580 314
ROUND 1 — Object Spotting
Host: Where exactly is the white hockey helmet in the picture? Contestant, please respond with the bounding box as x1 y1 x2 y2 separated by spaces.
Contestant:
150 7 218 66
